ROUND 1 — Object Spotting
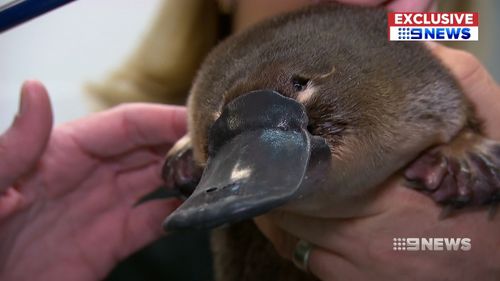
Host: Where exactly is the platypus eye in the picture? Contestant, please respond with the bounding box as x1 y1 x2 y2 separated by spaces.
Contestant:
291 76 310 92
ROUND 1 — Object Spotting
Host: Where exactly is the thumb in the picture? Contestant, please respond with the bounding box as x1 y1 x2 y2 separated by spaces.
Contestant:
426 43 500 140
0 80 53 190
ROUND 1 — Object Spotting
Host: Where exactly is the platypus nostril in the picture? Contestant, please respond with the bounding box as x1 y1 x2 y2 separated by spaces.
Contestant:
205 183 242 194
205 187 218 193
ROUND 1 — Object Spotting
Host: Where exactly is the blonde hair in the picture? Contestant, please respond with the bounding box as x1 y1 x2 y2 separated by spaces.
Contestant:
87 0 220 106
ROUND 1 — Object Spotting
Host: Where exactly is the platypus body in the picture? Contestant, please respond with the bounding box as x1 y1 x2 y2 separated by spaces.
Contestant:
160 4 500 281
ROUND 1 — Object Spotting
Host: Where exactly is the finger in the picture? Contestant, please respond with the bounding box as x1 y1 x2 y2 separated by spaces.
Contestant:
427 43 500 140
386 0 436 12
37 141 169 195
109 148 164 172
263 211 369 256
0 80 53 190
114 162 165 204
60 104 187 157
255 211 361 261
255 215 356 280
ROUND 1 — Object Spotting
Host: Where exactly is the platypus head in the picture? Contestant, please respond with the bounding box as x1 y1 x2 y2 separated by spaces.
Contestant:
164 90 331 230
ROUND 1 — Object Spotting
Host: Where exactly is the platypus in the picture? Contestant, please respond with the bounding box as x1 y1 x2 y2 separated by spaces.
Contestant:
157 4 500 280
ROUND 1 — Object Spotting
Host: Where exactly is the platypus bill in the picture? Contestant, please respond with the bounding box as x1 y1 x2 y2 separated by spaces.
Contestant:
159 4 500 231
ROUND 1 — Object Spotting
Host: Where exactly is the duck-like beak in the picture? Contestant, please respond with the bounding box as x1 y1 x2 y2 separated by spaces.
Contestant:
164 90 331 231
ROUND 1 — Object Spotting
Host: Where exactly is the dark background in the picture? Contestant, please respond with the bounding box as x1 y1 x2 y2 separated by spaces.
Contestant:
105 230 213 281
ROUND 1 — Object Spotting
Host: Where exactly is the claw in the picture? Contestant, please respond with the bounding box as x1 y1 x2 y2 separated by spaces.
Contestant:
161 135 203 198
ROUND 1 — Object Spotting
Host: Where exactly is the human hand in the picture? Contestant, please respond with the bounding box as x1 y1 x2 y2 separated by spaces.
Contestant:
255 45 500 280
0 81 187 281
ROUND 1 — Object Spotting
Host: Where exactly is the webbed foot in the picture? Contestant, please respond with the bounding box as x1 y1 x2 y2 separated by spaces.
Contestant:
405 131 500 211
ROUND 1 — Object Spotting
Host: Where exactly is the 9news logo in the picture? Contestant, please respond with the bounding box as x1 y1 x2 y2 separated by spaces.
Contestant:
388 12 479 41
393 237 472 251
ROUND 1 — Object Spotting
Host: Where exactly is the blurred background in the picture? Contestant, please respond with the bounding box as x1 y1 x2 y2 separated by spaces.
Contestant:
0 0 162 132
0 0 498 280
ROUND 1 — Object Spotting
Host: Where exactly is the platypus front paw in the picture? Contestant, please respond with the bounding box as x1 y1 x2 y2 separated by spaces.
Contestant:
162 135 203 197
404 131 500 210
